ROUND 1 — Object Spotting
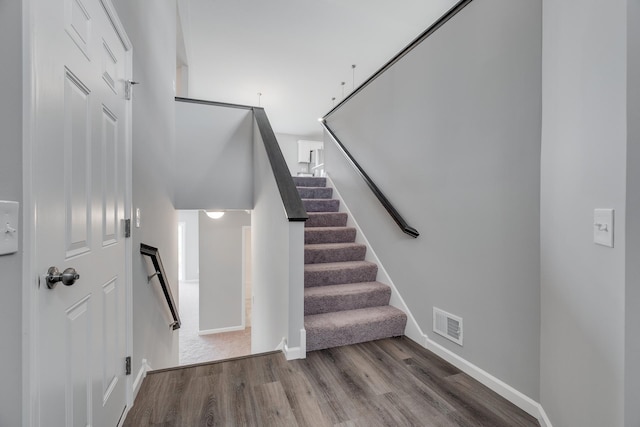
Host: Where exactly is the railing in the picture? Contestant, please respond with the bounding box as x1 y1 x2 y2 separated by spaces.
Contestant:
318 0 475 238
174 97 307 222
140 243 181 330
319 120 419 238
254 108 308 221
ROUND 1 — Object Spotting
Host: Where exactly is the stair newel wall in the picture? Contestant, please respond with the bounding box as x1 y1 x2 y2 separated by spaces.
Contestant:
252 116 306 359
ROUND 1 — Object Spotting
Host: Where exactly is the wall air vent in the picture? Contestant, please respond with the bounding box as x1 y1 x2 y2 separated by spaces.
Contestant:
433 307 463 346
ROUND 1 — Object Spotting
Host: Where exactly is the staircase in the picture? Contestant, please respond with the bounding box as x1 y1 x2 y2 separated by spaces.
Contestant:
293 176 407 352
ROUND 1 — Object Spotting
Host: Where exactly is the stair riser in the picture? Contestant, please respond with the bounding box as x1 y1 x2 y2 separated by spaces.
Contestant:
305 228 356 244
303 199 340 212
297 187 333 199
305 246 366 264
293 177 326 187
305 288 391 315
306 314 407 352
306 213 348 228
304 264 378 287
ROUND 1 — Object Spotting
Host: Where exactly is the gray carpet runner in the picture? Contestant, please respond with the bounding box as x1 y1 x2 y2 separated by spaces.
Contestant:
294 176 407 352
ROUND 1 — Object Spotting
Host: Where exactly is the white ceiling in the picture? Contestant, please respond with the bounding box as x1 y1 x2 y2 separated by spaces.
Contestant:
178 0 457 137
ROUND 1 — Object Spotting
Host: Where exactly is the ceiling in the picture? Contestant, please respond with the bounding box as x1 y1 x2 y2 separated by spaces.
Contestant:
178 0 457 137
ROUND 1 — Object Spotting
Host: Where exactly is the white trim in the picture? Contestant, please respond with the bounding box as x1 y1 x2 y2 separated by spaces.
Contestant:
283 329 306 360
283 345 303 360
132 359 152 401
103 0 135 412
198 325 246 335
537 405 553 427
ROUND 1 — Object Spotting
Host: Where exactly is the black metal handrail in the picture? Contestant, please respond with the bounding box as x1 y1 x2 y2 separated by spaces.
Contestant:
318 0 475 238
140 243 181 330
253 108 308 221
175 97 308 222
320 120 419 238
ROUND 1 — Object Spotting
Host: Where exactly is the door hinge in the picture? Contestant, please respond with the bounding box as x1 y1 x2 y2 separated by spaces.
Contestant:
124 219 131 238
125 356 131 376
124 80 139 101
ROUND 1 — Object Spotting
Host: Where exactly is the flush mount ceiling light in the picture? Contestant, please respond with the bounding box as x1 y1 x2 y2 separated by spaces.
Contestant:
205 211 225 219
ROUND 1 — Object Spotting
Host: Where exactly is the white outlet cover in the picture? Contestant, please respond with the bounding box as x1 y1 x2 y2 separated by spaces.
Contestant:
0 201 19 255
594 208 614 248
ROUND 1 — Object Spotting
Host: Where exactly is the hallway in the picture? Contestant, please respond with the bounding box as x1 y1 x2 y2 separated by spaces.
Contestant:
179 281 251 365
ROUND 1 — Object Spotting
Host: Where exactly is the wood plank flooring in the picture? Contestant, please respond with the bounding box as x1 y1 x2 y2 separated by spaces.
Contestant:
124 337 539 426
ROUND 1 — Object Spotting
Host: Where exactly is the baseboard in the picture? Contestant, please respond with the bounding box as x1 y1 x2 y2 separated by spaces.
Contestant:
284 329 306 360
198 325 245 335
132 358 152 400
537 405 553 427
419 334 550 425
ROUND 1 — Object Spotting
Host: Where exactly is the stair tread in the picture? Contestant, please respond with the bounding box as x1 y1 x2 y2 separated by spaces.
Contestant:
305 212 349 228
293 177 327 187
304 260 376 273
305 226 355 232
297 187 333 199
305 242 367 264
305 281 389 298
302 199 340 213
305 306 406 331
306 304 404 320
305 282 391 315
305 226 356 244
305 242 365 250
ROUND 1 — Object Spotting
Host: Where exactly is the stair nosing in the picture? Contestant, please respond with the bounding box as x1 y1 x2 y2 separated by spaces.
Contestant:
304 260 377 271
304 305 406 323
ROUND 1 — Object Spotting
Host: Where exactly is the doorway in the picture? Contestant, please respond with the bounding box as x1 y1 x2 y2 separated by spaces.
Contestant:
177 210 252 365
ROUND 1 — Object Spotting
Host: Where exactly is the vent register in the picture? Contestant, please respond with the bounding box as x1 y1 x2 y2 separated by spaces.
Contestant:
433 307 463 346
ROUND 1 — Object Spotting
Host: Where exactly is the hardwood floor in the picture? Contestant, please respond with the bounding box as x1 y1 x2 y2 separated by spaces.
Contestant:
124 337 539 426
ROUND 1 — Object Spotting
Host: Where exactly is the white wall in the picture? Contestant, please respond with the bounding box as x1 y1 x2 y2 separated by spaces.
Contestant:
540 1 627 425
626 2 640 425
112 0 179 373
0 1 22 425
275 133 303 175
324 0 541 399
252 120 305 353
178 210 199 282
174 101 253 210
198 210 250 332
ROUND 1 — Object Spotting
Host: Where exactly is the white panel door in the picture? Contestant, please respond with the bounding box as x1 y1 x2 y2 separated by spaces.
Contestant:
32 0 131 425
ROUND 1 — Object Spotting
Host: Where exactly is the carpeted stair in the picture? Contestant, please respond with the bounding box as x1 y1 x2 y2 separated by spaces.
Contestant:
294 176 407 352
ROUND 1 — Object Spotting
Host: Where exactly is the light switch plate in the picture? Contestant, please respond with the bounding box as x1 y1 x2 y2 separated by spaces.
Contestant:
0 201 19 256
594 208 614 248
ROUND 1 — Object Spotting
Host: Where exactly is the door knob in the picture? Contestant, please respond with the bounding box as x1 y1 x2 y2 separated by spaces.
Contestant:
46 266 80 289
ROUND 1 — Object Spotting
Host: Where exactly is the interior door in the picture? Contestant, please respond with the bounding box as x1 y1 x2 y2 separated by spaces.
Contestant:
32 0 131 425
